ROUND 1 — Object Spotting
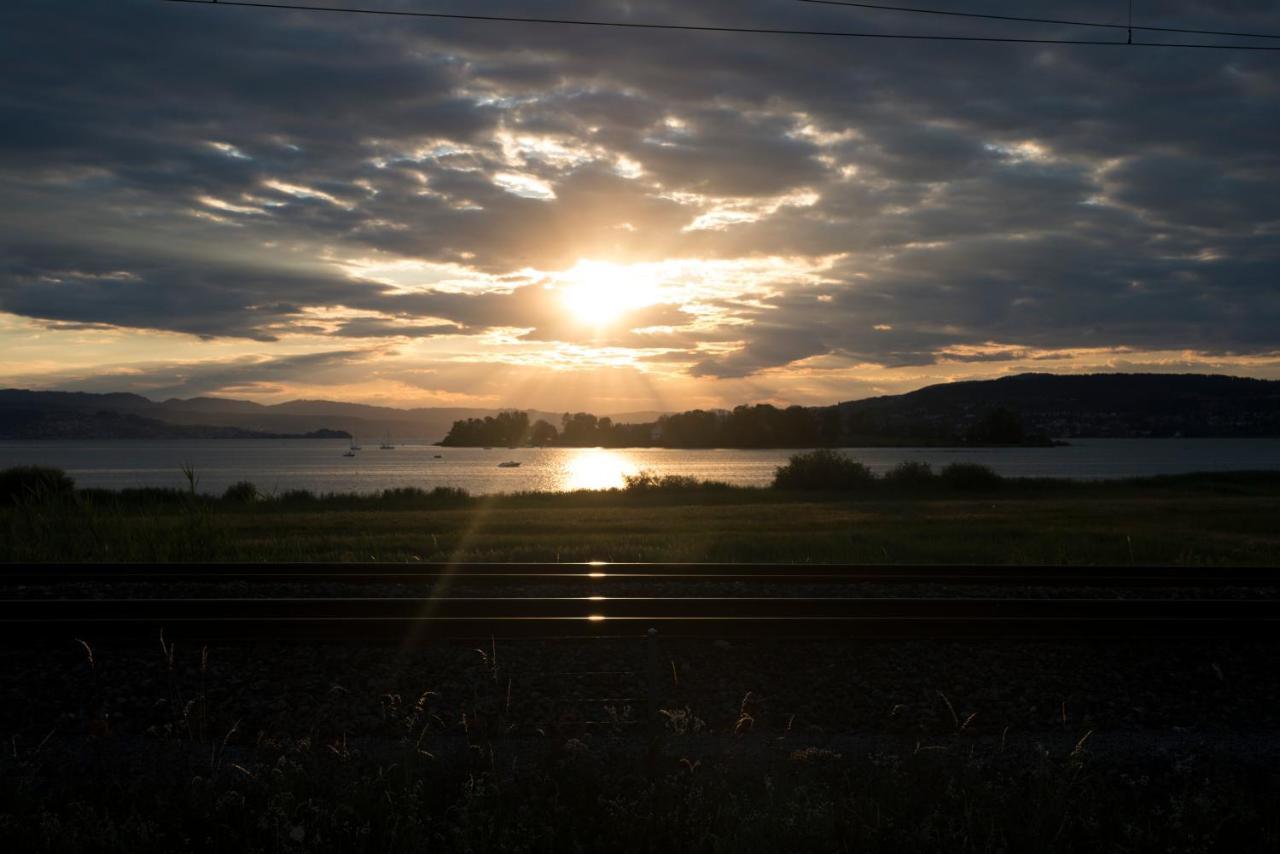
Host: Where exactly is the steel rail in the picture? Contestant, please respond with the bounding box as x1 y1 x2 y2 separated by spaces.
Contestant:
3 562 1277 587
5 595 1280 639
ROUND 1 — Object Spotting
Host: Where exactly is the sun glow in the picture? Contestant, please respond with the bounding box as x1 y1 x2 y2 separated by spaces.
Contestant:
560 260 661 326
559 448 639 491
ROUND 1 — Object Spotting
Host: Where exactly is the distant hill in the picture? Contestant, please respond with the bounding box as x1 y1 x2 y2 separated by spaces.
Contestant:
834 373 1280 440
0 390 665 442
0 407 349 440
432 373 1280 448
4 374 1277 443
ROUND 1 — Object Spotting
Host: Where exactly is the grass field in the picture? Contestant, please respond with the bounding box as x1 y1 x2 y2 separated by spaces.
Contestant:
6 471 1280 564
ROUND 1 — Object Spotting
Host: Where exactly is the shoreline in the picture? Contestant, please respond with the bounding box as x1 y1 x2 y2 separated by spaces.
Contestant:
6 467 1280 565
9 466 1280 502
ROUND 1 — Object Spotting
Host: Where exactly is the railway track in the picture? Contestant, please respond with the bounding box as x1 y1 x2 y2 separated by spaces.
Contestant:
2 562 1279 640
0 595 1277 639
3 561 1278 587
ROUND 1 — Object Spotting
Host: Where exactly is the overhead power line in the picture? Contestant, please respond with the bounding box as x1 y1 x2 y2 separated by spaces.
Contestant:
796 0 1280 42
160 0 1280 50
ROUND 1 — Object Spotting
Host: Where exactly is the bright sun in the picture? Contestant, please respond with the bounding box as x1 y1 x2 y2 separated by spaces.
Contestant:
560 260 660 326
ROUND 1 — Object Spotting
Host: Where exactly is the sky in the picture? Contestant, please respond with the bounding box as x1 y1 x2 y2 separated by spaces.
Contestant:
2 0 1279 412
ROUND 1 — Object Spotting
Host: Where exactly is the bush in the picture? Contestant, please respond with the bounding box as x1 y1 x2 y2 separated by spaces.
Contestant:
622 470 661 491
113 487 190 507
882 460 935 486
622 471 704 492
221 481 259 503
0 466 75 504
380 487 429 502
379 486 470 506
277 489 318 504
940 462 1004 491
652 474 703 491
428 485 470 502
772 449 875 491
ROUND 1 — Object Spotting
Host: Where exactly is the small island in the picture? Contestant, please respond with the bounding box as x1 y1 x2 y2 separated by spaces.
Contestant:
439 404 1056 448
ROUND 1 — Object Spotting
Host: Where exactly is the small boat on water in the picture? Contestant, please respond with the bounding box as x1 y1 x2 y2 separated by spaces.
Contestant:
379 432 395 450
433 454 443 459
343 437 358 457
497 460 521 468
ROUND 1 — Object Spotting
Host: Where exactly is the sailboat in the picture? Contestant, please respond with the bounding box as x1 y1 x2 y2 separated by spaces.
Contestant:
343 437 358 457
379 431 395 450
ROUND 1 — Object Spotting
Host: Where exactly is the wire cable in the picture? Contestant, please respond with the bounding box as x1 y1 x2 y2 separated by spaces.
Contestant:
796 0 1280 42
158 0 1280 50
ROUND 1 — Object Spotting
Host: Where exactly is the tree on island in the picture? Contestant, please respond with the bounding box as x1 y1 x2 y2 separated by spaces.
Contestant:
560 412 602 446
530 419 558 446
438 411 530 446
438 401 1051 448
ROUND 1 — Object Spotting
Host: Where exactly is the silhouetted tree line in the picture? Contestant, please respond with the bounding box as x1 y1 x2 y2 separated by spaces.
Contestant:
438 411 531 447
657 405 831 448
440 403 1050 448
556 413 655 446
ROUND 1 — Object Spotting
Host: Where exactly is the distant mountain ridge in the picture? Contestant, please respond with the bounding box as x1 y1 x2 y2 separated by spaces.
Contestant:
2 373 1278 441
0 407 349 440
0 389 666 441
432 372 1280 448
834 373 1280 440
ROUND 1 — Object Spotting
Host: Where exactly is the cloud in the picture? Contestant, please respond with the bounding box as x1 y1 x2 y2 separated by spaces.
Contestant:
25 348 386 399
1 0 1278 402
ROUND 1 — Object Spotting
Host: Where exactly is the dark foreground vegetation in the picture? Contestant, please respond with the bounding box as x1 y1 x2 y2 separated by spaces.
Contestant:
2 633 1279 853
5 456 1280 564
6 456 1280 850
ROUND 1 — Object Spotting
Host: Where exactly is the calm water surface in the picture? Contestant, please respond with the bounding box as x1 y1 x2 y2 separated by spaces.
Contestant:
2 439 1280 496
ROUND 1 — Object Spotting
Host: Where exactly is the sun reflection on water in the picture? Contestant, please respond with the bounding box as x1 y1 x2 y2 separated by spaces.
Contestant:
558 448 639 491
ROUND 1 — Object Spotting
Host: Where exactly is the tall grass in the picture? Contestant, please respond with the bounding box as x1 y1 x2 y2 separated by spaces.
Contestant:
2 640 1276 853
0 465 74 504
5 465 1280 564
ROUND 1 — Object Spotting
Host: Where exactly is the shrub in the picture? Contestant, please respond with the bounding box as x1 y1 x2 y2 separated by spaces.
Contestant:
623 471 703 492
940 462 1003 491
277 489 318 504
622 470 661 491
772 449 875 491
114 487 190 507
427 486 470 504
653 474 704 491
380 487 429 502
0 466 75 504
380 486 470 505
221 481 259 503
882 460 935 486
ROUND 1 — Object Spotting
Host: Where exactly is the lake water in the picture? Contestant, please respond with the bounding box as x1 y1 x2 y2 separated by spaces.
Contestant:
2 438 1280 496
